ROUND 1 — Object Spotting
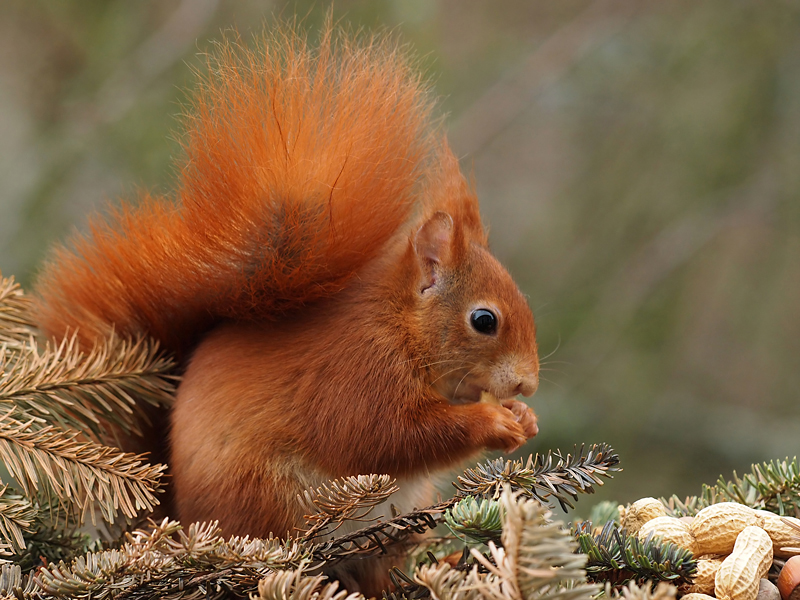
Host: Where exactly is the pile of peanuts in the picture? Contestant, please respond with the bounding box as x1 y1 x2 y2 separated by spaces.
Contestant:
619 499 800 600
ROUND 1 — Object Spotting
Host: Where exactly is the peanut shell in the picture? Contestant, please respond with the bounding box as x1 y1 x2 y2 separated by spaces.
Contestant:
638 516 697 554
683 558 724 595
621 497 667 534
692 502 758 555
760 515 800 558
715 526 774 600
682 595 716 600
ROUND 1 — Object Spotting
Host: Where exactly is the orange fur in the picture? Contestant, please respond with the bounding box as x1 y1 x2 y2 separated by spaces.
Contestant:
36 26 438 354
34 23 540 597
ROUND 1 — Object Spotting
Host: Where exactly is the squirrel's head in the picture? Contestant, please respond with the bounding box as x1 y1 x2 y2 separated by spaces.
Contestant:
408 209 539 405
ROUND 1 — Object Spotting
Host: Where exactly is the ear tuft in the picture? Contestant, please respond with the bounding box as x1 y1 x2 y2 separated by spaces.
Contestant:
415 212 453 264
415 211 453 292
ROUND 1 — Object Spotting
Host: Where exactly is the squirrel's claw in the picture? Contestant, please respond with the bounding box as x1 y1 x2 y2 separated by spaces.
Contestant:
502 399 539 439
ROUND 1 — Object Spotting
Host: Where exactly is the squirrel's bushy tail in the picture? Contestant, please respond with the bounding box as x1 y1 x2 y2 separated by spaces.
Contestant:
35 24 441 355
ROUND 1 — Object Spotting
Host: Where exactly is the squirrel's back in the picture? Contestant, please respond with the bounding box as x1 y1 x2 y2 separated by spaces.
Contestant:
35 25 443 354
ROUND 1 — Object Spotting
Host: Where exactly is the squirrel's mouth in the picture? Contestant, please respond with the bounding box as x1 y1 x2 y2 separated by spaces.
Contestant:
450 384 513 406
448 382 483 404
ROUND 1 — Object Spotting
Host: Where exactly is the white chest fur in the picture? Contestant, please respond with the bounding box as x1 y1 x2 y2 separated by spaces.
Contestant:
311 472 442 540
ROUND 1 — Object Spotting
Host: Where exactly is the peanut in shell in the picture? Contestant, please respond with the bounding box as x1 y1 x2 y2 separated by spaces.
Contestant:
638 516 697 555
759 515 800 558
715 526 773 600
683 558 724 595
691 502 758 555
621 497 667 534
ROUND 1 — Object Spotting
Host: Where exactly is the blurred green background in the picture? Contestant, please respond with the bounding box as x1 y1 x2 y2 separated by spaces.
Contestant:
1 0 798 514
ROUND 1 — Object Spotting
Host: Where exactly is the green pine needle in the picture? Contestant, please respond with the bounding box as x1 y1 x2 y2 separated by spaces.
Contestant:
444 496 503 544
574 520 697 589
662 456 800 517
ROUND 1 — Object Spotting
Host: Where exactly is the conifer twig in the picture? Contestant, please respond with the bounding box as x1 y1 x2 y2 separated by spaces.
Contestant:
0 333 177 441
0 415 165 525
0 563 37 599
455 443 621 511
12 516 99 574
468 488 596 600
299 474 399 540
0 485 35 553
411 562 486 600
28 445 620 598
312 503 443 565
256 564 364 600
574 521 697 589
661 457 800 517
312 444 620 564
607 581 677 600
35 519 310 600
403 488 596 600
0 276 37 351
444 496 503 544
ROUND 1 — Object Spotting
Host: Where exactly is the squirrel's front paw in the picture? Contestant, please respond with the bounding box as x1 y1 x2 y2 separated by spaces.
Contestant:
501 399 538 439
484 406 528 453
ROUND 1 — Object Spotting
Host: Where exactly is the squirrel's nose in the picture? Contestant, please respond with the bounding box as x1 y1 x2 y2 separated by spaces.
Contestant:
514 374 538 397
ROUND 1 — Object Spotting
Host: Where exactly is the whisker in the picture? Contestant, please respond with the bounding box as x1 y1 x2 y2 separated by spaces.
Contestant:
394 352 461 366
538 360 572 367
538 375 564 390
414 358 466 370
539 334 561 362
452 368 474 402
428 365 468 386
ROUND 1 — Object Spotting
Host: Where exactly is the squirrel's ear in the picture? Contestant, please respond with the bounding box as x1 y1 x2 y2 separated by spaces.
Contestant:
415 211 453 292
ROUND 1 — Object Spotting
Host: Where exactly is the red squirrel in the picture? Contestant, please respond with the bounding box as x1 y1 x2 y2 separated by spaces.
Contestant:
34 25 539 592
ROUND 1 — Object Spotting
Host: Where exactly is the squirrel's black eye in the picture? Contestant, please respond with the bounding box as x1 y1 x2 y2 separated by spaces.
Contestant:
470 309 498 335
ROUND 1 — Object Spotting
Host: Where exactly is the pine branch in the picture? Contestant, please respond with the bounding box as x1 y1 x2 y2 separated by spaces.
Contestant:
255 564 364 600
0 483 98 570
0 276 37 352
660 457 800 517
35 519 311 600
0 563 38 599
311 503 443 565
0 415 165 526
589 501 622 528
411 562 486 600
313 445 620 564
659 495 712 519
15 526 99 575
298 474 399 540
444 496 503 544
0 485 35 553
455 443 621 511
27 445 620 598
711 457 800 515
606 581 678 600
403 488 596 600
574 521 697 589
1 332 177 442
468 488 596 600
